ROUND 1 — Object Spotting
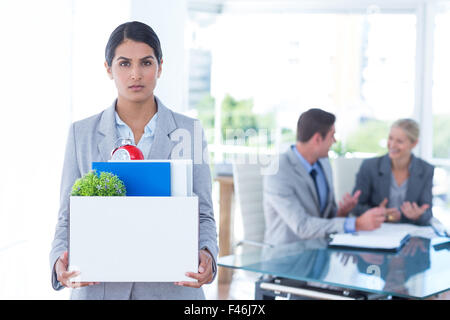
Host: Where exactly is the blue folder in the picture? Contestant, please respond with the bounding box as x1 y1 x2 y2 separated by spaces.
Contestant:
92 162 171 196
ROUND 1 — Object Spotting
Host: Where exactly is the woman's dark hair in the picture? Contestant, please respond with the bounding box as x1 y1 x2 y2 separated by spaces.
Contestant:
105 21 163 67
296 108 336 142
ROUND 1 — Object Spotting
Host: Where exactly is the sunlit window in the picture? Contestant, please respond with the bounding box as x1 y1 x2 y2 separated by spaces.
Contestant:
431 2 450 211
187 10 416 164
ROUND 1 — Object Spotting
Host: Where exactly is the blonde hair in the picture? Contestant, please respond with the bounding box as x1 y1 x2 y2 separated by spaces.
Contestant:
391 118 420 143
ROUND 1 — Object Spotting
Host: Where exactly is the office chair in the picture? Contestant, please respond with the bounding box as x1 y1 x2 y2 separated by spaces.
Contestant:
331 157 364 202
232 162 272 252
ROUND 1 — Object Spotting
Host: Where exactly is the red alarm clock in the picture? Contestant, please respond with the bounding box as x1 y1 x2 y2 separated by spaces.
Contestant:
111 139 144 160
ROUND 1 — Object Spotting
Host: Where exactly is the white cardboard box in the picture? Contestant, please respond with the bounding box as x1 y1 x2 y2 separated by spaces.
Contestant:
69 196 198 282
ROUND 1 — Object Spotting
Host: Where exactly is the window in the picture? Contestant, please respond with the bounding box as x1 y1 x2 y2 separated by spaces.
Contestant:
431 2 450 209
432 3 450 161
187 8 417 166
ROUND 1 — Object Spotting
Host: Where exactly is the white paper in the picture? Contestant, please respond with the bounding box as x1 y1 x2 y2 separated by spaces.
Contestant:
376 223 437 239
170 159 193 197
69 196 198 282
329 223 416 250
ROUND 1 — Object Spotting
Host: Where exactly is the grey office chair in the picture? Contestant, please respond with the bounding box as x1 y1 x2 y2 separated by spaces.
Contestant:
232 163 272 251
331 157 364 201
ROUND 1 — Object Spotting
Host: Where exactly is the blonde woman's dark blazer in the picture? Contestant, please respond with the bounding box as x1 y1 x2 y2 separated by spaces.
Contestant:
352 154 434 225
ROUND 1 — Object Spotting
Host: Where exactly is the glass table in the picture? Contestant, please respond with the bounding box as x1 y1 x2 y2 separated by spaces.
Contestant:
218 237 450 300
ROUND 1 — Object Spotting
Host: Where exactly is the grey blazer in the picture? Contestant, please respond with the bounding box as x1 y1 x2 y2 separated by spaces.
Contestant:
263 147 346 245
49 97 218 300
352 154 434 225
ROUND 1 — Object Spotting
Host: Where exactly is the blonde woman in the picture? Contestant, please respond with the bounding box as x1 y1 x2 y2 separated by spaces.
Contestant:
352 119 434 225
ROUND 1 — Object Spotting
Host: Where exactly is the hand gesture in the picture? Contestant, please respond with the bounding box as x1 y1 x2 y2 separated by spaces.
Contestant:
337 190 361 217
175 249 214 288
356 207 385 231
379 198 401 222
401 201 429 221
55 251 99 289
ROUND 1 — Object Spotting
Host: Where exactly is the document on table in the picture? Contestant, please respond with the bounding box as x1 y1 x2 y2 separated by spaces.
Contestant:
328 223 436 251
382 223 437 239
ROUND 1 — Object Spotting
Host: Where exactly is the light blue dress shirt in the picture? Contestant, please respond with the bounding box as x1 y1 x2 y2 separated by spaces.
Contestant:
292 146 329 213
292 146 356 233
114 111 158 159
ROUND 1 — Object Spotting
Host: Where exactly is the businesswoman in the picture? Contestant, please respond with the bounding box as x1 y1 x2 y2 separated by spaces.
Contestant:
352 119 434 225
49 21 218 299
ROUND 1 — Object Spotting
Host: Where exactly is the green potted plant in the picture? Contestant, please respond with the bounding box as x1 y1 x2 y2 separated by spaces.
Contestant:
71 171 126 196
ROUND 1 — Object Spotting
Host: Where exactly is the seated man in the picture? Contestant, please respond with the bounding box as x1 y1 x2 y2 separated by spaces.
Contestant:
263 108 386 245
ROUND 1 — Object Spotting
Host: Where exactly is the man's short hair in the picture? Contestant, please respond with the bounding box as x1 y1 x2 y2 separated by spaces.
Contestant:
296 108 336 142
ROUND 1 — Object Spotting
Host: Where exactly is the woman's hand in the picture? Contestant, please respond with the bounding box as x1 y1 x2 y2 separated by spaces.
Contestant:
379 198 401 222
400 201 429 221
175 249 214 288
55 251 99 289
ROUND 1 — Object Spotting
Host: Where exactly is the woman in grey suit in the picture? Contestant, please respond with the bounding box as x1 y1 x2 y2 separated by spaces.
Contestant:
50 21 218 299
352 119 434 225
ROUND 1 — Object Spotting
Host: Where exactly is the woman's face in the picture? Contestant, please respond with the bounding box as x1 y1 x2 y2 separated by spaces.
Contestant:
105 39 162 104
387 126 417 161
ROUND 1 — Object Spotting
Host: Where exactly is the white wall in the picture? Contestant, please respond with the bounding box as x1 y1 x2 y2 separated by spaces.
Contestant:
130 0 189 113
0 0 73 299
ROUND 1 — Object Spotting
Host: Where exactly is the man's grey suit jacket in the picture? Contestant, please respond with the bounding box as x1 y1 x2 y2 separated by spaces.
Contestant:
49 97 218 299
263 147 346 245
